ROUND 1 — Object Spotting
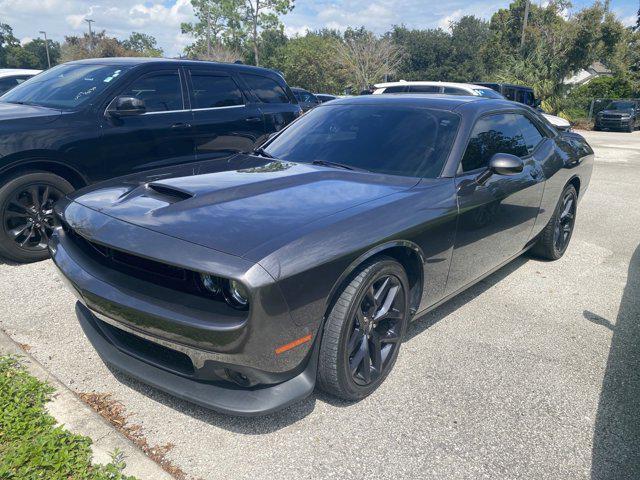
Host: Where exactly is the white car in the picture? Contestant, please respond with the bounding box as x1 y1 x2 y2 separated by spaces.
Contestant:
0 69 41 96
372 81 571 131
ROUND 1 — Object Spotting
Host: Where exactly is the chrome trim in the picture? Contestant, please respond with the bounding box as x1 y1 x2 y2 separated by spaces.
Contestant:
192 105 246 112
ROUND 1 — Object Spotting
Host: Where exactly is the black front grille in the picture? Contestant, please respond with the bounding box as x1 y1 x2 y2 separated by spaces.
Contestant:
63 224 208 297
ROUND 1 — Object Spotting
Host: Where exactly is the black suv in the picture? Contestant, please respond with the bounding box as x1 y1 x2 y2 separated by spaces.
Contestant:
475 83 540 108
594 100 639 132
0 58 301 262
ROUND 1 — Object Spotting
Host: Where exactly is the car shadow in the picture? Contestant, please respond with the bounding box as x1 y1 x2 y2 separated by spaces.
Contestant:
106 255 532 433
589 244 640 479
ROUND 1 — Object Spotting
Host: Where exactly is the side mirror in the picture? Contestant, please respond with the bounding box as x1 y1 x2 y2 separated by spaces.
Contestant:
108 96 146 117
476 153 524 184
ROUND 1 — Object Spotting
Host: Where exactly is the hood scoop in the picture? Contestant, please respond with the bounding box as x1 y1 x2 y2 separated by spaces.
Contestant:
146 183 194 203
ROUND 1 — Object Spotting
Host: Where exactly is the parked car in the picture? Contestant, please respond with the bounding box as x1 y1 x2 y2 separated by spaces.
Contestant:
315 94 338 103
475 82 538 106
594 100 639 132
0 69 41 95
0 57 301 263
374 81 572 131
291 87 320 111
51 95 593 416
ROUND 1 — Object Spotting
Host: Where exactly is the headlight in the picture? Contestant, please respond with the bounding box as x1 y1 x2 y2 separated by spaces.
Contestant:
199 273 249 310
225 279 249 309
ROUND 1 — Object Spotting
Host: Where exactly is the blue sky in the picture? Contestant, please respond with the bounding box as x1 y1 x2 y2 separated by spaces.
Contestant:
1 0 637 57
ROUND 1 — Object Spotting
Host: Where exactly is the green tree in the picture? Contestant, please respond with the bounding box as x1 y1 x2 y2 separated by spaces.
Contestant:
278 31 346 93
122 32 163 57
61 31 141 62
0 23 19 67
181 0 237 58
231 0 294 66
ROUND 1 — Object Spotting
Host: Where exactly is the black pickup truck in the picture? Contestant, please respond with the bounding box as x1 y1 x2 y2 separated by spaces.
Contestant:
594 100 639 132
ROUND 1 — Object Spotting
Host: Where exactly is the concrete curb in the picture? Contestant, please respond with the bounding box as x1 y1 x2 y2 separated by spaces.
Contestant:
0 329 174 480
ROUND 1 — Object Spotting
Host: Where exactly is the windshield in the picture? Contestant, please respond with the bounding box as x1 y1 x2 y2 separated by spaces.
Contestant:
607 101 635 110
264 104 460 178
0 64 131 109
473 88 504 99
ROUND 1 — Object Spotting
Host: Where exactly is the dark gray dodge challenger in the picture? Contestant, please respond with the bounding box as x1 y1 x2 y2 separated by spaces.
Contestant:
50 95 594 416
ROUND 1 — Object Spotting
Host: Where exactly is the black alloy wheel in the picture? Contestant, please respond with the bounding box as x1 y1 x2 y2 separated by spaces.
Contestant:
531 184 578 261
347 274 405 386
0 172 73 263
553 189 576 256
318 257 410 400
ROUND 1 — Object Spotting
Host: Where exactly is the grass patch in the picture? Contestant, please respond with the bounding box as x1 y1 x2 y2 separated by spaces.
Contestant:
0 355 137 480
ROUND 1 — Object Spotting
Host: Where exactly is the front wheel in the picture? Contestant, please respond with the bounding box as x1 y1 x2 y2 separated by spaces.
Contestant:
0 172 73 263
317 257 410 401
531 184 577 260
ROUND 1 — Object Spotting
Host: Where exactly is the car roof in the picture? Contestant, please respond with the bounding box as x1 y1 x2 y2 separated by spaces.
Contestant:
325 94 515 112
373 81 492 91
0 68 41 77
65 57 280 77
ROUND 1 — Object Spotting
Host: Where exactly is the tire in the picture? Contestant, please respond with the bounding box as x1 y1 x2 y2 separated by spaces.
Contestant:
531 184 578 261
0 171 73 263
317 257 410 401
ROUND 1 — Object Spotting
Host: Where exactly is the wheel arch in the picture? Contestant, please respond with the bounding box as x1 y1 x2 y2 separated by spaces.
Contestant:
567 175 581 197
0 156 88 189
323 241 426 322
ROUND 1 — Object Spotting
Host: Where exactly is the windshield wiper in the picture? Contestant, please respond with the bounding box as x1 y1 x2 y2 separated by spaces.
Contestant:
312 160 369 172
251 147 275 159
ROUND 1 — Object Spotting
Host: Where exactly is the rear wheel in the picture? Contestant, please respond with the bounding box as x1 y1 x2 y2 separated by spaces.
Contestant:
0 172 73 263
317 257 409 401
531 184 577 261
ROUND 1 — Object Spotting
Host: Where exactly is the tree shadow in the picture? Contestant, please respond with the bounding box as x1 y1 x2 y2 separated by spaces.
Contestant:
590 244 640 479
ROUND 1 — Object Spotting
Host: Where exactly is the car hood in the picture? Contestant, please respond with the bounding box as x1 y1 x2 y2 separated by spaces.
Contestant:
0 101 61 124
71 155 418 257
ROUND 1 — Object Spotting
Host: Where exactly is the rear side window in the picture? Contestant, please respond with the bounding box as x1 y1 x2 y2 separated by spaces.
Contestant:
241 74 289 104
408 85 440 93
461 114 528 172
514 115 544 153
0 77 21 95
443 87 467 95
190 74 244 108
121 72 183 112
382 85 408 93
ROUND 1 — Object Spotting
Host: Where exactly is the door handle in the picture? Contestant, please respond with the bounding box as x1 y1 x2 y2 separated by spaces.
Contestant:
245 116 262 123
171 122 192 130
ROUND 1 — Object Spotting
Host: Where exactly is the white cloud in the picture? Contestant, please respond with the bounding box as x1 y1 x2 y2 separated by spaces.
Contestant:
437 9 463 30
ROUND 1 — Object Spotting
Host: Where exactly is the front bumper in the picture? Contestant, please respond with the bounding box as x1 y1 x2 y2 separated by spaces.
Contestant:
595 117 632 129
50 201 318 415
76 302 318 416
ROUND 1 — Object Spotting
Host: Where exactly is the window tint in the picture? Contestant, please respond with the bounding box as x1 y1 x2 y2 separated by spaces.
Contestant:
461 114 528 172
443 87 467 95
408 85 440 93
0 77 20 95
264 105 460 178
294 90 317 103
190 74 243 108
514 115 544 153
241 74 289 103
503 88 517 101
381 85 407 93
121 72 183 112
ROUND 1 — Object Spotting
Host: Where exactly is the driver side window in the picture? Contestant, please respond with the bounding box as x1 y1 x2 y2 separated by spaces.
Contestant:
461 114 528 172
120 71 183 113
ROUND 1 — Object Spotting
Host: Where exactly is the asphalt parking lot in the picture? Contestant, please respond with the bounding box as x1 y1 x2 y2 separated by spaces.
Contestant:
1 129 639 480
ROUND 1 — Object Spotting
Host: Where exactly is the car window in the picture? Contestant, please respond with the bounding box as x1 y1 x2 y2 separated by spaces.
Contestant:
381 85 407 93
121 72 183 112
514 114 545 153
461 114 529 172
190 74 244 109
0 77 20 95
443 87 468 95
1 64 131 109
241 74 290 104
503 88 517 101
264 104 461 178
408 85 440 93
473 88 504 99
295 90 317 103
